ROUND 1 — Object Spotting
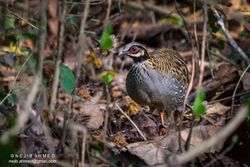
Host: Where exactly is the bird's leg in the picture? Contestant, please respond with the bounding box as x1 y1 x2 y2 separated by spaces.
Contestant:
159 111 166 135
160 111 164 126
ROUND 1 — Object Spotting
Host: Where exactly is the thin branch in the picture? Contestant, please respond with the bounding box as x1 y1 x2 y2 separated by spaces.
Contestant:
209 90 250 104
68 123 88 167
231 64 250 114
102 0 113 141
49 0 67 112
103 85 110 141
175 106 248 165
213 9 250 64
60 101 71 147
105 0 112 22
71 1 90 165
174 0 198 152
10 11 39 30
193 0 199 51
75 0 90 84
80 128 87 167
0 53 32 105
115 103 147 141
198 0 208 89
37 0 48 78
184 113 195 151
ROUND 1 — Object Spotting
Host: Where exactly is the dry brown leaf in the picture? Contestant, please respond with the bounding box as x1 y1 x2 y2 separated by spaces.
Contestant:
113 134 128 147
77 86 93 100
87 51 103 69
130 112 158 139
43 63 55 81
181 125 224 153
206 102 230 115
58 91 71 105
80 104 105 130
126 123 224 166
204 63 238 93
111 85 122 98
126 142 166 165
124 96 141 116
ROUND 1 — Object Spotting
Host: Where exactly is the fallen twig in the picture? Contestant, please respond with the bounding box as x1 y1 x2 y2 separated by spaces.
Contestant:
115 103 147 141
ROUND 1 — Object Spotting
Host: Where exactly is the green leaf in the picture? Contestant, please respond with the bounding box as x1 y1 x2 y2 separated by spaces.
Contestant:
102 70 116 85
68 17 78 27
192 89 206 117
102 73 113 85
168 16 183 26
60 65 75 94
100 23 113 50
4 14 15 30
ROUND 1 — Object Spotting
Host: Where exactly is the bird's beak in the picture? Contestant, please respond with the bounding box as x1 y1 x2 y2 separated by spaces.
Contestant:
118 49 128 57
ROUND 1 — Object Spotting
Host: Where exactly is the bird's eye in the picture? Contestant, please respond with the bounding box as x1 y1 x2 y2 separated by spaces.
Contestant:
130 46 140 54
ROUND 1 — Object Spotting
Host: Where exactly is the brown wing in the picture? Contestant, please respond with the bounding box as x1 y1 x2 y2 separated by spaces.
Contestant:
147 48 189 85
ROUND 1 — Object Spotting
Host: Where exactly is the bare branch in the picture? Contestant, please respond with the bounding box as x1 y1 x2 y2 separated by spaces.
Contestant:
213 9 250 65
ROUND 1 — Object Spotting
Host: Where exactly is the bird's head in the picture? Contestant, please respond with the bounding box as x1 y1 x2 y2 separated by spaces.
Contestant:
119 42 149 62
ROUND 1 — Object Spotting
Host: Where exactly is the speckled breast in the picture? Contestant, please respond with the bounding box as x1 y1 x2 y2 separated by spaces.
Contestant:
126 63 187 111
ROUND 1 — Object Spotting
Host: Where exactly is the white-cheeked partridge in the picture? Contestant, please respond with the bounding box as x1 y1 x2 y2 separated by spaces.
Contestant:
119 42 189 128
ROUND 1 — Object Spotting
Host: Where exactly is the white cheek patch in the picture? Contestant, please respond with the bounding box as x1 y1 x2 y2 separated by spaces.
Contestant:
132 50 144 57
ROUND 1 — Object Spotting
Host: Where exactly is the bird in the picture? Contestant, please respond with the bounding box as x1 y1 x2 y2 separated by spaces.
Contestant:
119 42 189 128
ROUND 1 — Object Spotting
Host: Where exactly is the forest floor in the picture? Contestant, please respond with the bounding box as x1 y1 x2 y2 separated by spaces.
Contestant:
0 0 250 166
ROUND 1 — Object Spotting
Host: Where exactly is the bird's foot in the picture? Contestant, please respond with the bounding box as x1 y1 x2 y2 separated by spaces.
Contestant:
159 124 167 135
